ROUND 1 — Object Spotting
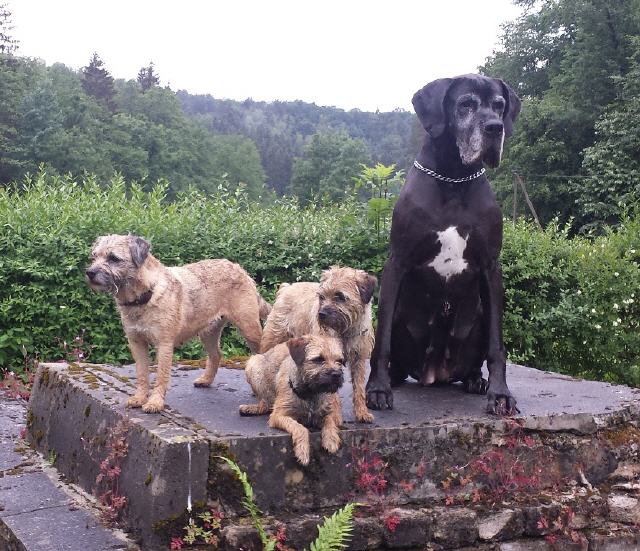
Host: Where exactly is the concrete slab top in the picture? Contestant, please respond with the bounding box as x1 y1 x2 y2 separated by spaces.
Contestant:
77 362 640 439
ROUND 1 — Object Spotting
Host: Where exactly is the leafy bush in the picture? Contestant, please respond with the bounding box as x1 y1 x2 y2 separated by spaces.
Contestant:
1 172 639 386
0 171 386 375
502 218 640 385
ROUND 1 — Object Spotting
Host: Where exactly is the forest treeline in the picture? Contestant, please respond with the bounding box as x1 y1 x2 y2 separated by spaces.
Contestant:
0 2 417 204
176 91 417 195
1 0 639 230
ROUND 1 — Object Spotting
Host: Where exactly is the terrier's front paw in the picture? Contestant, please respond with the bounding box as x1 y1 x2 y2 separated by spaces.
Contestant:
127 393 148 408
355 409 374 423
322 431 341 454
293 435 311 466
193 376 213 387
142 394 165 413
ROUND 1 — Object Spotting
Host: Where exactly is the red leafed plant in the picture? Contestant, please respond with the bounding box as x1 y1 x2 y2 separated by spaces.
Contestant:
92 419 130 524
441 418 551 506
540 505 587 547
383 513 401 533
352 446 389 498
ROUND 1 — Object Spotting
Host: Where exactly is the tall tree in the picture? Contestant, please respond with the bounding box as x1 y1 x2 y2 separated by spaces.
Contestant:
81 52 115 110
0 56 37 182
289 130 370 203
481 0 640 227
137 61 159 92
0 2 18 55
579 37 640 230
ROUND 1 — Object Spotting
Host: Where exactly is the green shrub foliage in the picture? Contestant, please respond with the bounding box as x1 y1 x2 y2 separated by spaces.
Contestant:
1 172 639 386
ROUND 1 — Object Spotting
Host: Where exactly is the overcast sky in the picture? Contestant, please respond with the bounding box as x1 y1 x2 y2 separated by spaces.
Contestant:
10 0 522 112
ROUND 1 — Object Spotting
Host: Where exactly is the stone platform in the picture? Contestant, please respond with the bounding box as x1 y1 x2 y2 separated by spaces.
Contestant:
26 361 640 550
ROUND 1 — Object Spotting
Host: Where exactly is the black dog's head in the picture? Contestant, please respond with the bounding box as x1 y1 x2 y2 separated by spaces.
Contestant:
412 74 521 168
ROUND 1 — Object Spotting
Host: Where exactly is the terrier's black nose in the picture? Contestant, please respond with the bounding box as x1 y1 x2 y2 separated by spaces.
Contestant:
484 121 504 136
86 268 97 281
318 310 328 320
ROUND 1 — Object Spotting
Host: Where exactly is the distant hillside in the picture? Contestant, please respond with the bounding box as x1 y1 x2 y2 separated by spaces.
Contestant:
177 91 422 194
0 49 422 199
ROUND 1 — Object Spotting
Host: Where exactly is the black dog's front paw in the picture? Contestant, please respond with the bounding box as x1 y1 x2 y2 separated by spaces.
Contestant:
366 378 394 410
464 376 488 395
487 389 519 416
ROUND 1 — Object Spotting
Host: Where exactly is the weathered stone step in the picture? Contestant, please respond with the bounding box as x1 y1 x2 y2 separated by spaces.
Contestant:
26 361 640 550
0 394 137 551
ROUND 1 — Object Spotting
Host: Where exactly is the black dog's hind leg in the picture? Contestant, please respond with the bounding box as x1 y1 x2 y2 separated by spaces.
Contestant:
455 311 488 394
389 321 419 386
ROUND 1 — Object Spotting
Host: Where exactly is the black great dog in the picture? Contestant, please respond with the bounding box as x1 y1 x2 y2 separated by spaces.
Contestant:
366 74 521 415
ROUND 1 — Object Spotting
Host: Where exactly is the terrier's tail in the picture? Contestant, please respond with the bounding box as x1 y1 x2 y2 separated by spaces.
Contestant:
257 294 272 320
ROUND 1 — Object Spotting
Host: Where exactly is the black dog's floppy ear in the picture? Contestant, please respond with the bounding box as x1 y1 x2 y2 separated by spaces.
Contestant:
497 79 521 138
412 78 453 138
357 273 377 305
129 235 151 267
287 337 309 366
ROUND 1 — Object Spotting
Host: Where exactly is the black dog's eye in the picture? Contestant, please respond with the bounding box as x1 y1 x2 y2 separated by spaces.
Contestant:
492 100 505 113
458 98 477 112
107 253 122 263
335 292 347 302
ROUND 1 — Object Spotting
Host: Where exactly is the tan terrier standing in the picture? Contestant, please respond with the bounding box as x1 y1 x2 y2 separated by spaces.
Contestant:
260 266 377 423
240 335 345 465
86 234 270 413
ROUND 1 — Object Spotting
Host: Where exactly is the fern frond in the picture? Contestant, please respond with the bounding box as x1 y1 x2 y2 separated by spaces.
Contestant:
306 503 357 551
217 456 276 549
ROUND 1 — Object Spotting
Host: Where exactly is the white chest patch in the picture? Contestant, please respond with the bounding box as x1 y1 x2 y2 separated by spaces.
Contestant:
429 226 468 280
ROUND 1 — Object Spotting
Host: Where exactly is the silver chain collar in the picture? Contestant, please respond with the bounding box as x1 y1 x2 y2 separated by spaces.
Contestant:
413 160 486 183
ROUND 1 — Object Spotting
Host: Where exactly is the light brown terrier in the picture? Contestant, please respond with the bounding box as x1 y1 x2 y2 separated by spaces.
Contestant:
260 266 377 423
240 335 345 465
85 234 270 413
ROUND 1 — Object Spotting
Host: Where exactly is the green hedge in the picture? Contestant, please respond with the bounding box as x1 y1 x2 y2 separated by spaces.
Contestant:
1 173 639 386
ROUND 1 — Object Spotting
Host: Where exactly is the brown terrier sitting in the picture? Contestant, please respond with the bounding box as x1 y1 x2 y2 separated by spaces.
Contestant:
85 234 270 413
240 335 344 465
260 266 377 423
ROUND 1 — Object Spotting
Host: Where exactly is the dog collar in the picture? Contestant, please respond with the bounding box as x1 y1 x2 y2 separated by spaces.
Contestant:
289 378 311 400
121 289 153 307
413 160 485 183
289 378 303 398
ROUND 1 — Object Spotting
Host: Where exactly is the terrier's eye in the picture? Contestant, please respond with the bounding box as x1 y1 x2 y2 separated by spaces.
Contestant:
335 292 346 302
338 358 345 366
318 294 325 302
107 253 122 263
313 356 325 364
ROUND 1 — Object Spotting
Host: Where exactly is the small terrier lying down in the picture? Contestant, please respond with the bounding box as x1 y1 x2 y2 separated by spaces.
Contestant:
240 335 345 465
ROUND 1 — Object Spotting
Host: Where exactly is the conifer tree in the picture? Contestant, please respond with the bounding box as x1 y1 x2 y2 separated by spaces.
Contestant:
137 61 159 92
81 52 115 110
